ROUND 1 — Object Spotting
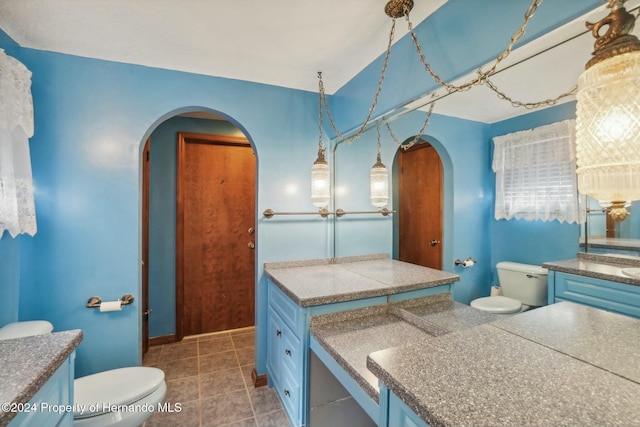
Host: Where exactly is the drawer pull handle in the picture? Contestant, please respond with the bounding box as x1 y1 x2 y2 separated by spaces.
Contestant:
284 389 290 397
276 329 281 336
285 349 291 356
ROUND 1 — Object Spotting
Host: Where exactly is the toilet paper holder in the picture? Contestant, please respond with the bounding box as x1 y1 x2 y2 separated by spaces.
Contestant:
86 294 135 309
454 257 477 267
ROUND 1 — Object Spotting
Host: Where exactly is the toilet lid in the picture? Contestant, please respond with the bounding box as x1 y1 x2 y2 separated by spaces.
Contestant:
0 321 54 339
471 296 522 314
74 367 165 418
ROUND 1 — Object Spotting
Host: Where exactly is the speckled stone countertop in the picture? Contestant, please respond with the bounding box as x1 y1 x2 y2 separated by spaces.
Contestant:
0 330 83 426
542 252 640 287
368 302 640 426
265 255 459 307
310 305 433 402
309 293 500 403
390 294 502 335
492 302 640 383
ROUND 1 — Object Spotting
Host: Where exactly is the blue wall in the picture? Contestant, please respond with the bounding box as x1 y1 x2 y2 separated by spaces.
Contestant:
14 48 323 377
0 0 618 380
148 116 247 338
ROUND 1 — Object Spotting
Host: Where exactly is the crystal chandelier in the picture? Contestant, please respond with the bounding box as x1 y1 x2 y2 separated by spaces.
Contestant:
575 0 640 222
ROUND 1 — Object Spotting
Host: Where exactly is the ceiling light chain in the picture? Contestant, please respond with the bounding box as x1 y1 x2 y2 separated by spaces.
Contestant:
404 0 543 94
385 98 435 150
318 16 398 144
484 77 579 109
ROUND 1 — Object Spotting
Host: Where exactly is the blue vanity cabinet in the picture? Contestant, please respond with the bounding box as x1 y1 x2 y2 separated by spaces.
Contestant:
267 280 390 427
266 277 453 427
548 271 640 318
379 385 429 427
8 351 75 427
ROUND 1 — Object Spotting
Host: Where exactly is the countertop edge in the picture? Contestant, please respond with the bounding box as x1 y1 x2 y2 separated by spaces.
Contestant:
542 259 640 287
309 328 380 403
0 329 83 426
266 273 458 307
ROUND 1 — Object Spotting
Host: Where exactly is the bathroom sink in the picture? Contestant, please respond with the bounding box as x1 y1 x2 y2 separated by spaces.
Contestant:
621 268 640 278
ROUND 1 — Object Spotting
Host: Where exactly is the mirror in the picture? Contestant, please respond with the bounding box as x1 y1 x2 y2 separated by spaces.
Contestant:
582 198 640 255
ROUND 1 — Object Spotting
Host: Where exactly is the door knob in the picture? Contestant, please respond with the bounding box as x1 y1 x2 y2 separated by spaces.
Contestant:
248 227 255 235
248 242 255 249
429 240 440 247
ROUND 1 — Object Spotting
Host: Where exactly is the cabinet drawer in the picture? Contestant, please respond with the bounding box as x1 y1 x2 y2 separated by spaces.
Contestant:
269 281 304 337
278 367 301 426
555 273 640 318
281 325 302 379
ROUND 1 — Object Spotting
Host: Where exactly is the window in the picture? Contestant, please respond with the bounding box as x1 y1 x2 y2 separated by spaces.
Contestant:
493 119 582 223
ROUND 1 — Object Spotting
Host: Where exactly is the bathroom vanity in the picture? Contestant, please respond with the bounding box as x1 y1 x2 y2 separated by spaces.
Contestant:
264 254 459 427
544 252 640 318
0 330 82 427
266 254 640 426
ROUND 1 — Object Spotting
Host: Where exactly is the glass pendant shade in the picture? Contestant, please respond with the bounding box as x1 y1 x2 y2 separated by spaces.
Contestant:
370 156 389 208
576 50 640 203
311 149 330 208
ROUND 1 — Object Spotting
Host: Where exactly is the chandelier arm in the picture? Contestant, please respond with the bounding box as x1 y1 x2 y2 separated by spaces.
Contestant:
404 0 542 93
319 18 398 144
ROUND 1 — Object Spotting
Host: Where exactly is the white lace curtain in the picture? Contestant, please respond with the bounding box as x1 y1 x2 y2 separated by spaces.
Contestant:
493 120 582 224
0 48 36 237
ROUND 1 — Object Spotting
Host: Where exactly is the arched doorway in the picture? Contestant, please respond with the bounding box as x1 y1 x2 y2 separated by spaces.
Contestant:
395 141 443 269
141 109 257 350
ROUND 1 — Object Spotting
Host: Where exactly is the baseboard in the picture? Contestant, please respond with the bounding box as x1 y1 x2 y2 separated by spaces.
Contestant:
252 368 268 388
149 334 178 346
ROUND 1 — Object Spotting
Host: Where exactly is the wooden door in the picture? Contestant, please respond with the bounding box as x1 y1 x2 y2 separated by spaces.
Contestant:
142 138 150 354
398 143 443 269
176 132 256 338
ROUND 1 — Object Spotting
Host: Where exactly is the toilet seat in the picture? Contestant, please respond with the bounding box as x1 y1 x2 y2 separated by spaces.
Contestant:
470 296 522 314
0 321 54 339
74 367 165 419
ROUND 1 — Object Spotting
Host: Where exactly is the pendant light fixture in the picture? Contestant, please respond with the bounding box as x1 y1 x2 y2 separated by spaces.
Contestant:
371 125 389 208
575 0 640 222
311 74 330 209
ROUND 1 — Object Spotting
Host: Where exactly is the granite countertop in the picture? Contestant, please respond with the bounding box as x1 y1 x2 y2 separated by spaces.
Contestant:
265 255 459 306
310 305 434 402
309 293 501 403
543 252 640 287
389 294 503 335
0 329 83 426
367 302 640 426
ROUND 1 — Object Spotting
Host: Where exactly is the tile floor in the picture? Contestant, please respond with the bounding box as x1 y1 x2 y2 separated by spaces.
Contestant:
142 326 292 427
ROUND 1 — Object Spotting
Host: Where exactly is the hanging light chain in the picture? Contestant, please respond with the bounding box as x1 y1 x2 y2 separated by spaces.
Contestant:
484 77 578 109
405 0 542 94
385 98 436 150
319 16 398 144
317 72 324 151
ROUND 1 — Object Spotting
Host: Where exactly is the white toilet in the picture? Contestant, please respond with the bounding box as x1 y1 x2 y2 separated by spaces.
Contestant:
471 261 548 314
0 321 166 427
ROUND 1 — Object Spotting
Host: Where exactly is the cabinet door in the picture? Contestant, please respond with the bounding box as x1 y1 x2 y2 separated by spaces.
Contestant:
267 308 284 387
555 272 640 318
388 391 430 427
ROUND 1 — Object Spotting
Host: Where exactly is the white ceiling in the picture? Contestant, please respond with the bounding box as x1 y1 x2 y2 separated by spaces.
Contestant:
0 1 638 124
0 0 445 94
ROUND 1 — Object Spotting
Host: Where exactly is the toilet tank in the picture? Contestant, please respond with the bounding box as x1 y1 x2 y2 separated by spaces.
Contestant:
496 261 548 307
